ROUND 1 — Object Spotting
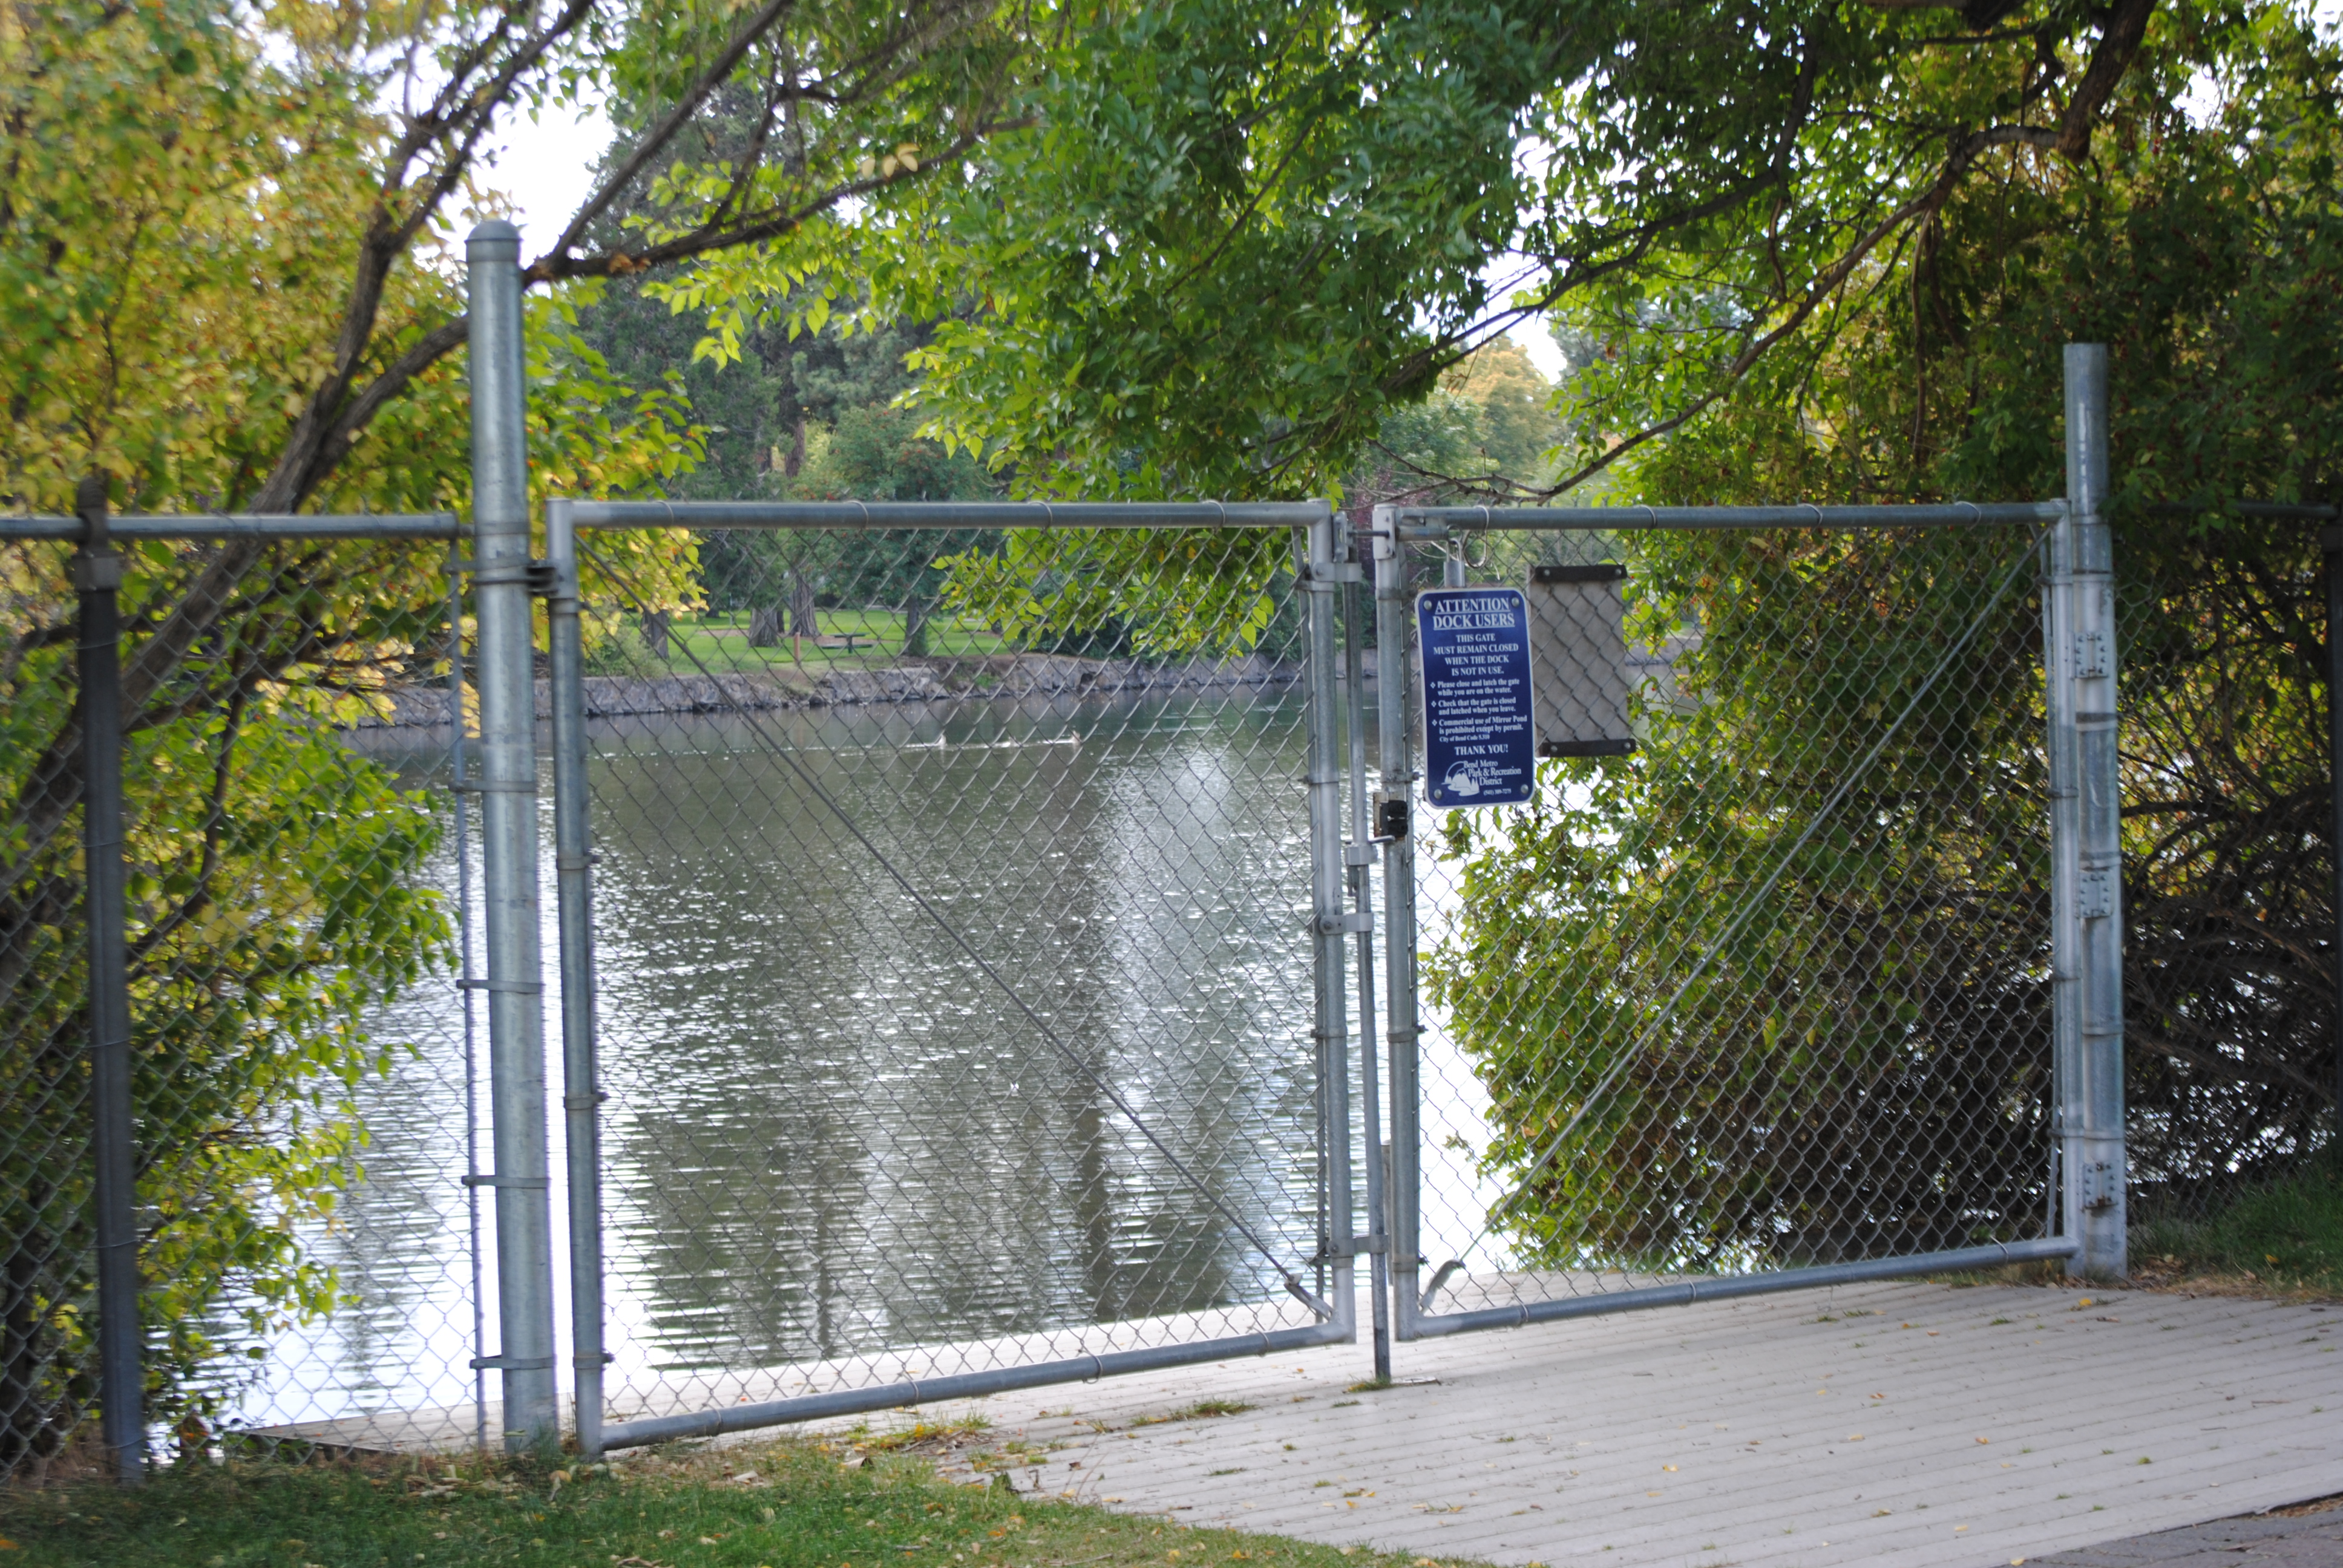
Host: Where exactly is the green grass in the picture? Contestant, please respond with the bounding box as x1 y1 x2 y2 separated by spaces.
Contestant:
1128 1400 1254 1428
0 1433 1484 1568
664 610 1012 671
2132 1165 2343 1294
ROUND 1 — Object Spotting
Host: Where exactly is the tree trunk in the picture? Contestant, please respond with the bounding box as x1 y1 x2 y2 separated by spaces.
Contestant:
747 606 785 647
640 610 671 660
790 572 818 638
903 593 929 658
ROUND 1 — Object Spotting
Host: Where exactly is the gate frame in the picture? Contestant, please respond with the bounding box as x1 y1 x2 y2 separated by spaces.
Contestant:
540 495 1358 1459
1370 345 2128 1344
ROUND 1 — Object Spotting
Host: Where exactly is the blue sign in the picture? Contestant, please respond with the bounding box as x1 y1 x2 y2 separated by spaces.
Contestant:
1418 587 1536 809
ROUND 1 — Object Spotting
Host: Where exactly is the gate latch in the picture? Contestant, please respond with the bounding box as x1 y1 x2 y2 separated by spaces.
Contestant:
1375 797 1409 842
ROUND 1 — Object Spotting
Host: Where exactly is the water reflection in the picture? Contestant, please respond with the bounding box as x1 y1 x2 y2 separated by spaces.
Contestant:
242 685 1324 1428
586 691 1319 1371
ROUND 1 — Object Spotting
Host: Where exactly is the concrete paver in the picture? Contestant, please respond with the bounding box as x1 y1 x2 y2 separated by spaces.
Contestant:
887 1279 2341 1568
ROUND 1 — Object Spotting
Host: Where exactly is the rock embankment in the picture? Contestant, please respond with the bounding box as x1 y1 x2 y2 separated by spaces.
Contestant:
351 652 1296 730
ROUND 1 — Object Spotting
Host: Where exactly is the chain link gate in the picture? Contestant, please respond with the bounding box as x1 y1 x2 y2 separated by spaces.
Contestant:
1354 347 2128 1354
1369 503 2079 1345
539 499 1357 1455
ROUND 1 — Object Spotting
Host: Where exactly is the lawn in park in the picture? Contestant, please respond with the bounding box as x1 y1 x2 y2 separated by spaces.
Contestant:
0 1426 1454 1568
640 609 1017 675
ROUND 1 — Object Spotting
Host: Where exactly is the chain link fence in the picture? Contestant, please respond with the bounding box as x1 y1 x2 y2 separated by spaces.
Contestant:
0 521 488 1476
1381 511 2075 1333
2118 514 2338 1224
548 507 1348 1450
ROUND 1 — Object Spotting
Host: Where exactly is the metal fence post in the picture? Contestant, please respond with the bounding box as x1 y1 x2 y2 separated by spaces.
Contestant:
1303 509 1357 1341
1369 507 1424 1342
544 500 606 1458
467 219 559 1447
2058 343 2127 1278
74 474 142 1483
1340 518 1391 1382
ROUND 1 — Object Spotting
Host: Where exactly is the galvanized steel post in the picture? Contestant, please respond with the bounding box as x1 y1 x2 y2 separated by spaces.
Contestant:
2056 344 2127 1278
544 500 606 1457
1340 518 1391 1382
467 220 559 1446
1369 507 1424 1341
1303 509 1358 1336
75 474 143 1483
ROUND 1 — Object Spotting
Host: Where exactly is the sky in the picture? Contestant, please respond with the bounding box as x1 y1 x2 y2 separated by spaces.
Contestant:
480 99 614 264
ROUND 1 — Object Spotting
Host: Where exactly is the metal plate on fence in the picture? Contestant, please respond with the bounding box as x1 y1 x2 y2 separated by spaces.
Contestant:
1525 563 1635 759
1417 586 1536 808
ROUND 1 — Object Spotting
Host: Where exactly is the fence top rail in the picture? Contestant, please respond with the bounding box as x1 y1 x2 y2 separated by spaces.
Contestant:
555 498 1329 532
1389 501 2063 535
0 512 462 542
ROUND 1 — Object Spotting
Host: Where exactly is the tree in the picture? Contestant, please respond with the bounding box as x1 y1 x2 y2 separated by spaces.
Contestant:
1349 338 1565 512
636 0 2212 656
1422 0 2343 1256
0 0 1054 1466
851 0 2196 501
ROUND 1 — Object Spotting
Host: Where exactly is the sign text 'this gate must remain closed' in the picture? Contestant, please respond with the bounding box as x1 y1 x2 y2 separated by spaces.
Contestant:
1417 586 1536 808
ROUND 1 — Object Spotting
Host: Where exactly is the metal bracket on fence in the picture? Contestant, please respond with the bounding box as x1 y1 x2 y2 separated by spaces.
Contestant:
462 1174 551 1189
71 553 123 592
447 557 558 596
459 978 544 995
471 1354 558 1372
563 1091 608 1111
1317 912 1374 934
1530 563 1628 584
1538 738 1639 759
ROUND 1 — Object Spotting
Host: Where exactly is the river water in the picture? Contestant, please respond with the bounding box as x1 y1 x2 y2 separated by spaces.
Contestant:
231 684 1495 1436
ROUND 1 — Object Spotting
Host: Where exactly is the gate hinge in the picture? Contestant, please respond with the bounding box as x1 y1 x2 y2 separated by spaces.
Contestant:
455 557 559 596
1316 912 1374 935
2073 629 2110 679
2077 1160 2120 1214
2078 869 2114 921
